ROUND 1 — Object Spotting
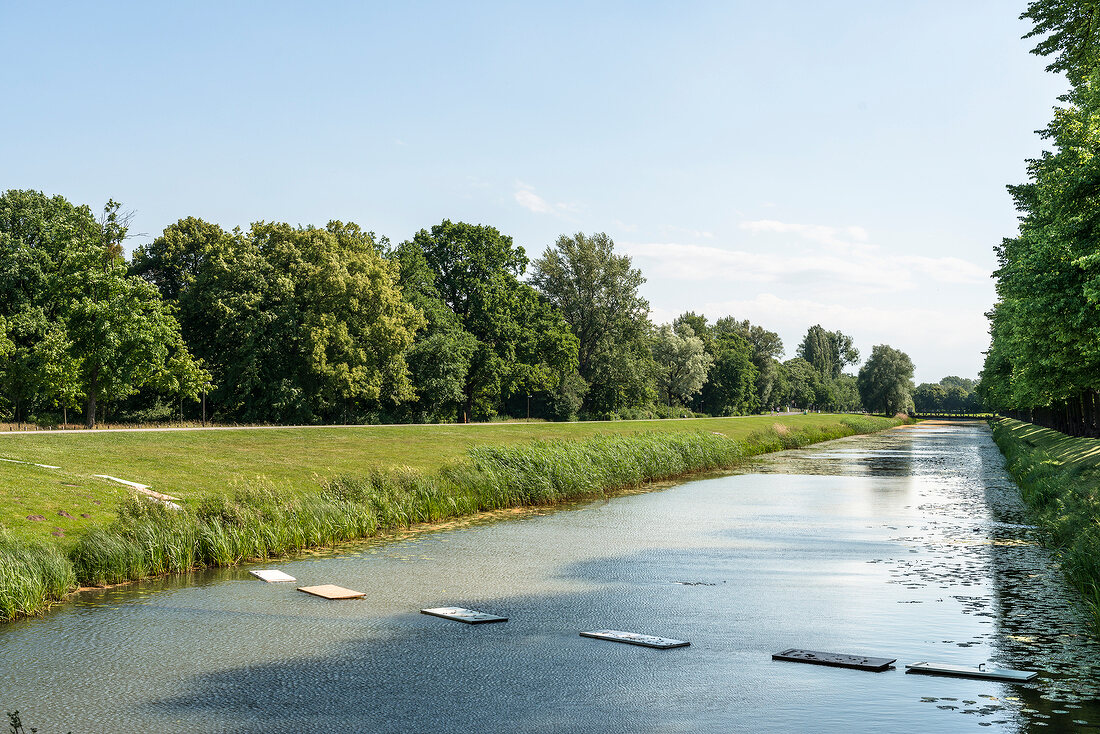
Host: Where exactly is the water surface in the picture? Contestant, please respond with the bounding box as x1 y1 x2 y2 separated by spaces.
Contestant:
2 423 1098 732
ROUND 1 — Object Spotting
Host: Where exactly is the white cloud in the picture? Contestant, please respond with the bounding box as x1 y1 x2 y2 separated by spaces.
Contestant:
739 219 869 249
514 184 554 214
660 224 715 240
621 220 989 292
514 182 579 217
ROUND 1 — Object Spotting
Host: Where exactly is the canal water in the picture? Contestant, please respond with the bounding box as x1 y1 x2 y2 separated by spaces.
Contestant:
2 423 1099 733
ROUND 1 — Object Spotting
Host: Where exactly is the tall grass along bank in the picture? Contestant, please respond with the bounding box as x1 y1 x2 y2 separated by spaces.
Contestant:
1 415 900 621
990 418 1100 634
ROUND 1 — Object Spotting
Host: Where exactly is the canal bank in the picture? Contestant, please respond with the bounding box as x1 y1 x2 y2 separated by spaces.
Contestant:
2 423 1098 732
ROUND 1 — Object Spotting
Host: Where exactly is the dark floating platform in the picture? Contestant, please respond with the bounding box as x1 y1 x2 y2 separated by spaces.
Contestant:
772 648 896 671
905 662 1038 682
420 607 508 624
580 630 690 649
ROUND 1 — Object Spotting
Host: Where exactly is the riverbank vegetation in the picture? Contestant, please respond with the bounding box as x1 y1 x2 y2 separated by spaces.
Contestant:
0 193 921 428
979 2 1100 437
0 414 901 621
990 418 1100 633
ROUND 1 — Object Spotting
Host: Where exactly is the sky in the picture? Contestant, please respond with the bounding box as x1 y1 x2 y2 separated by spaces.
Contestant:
0 1 1069 383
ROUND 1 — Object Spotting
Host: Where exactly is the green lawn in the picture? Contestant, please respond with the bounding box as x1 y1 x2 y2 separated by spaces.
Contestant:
0 414 875 545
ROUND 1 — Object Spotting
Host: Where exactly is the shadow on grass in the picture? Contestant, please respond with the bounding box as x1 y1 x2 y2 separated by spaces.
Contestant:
1000 419 1100 467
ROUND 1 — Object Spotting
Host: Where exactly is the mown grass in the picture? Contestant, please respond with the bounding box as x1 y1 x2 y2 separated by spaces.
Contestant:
0 413 888 544
990 418 1100 635
0 414 901 621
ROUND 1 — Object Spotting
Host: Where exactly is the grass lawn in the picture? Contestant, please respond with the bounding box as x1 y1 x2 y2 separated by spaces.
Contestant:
0 414 868 545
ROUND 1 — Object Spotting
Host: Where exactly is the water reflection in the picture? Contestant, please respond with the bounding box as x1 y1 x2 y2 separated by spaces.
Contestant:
1 424 1097 732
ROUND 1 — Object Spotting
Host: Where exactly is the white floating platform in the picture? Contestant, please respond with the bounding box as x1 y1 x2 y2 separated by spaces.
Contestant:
905 661 1038 682
250 569 296 583
298 584 365 600
580 630 690 649
421 607 508 624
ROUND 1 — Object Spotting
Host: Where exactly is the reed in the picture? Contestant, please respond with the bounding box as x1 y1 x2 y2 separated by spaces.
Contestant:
0 528 76 622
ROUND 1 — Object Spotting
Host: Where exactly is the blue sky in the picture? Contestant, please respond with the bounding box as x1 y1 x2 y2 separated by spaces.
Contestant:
1 1 1068 383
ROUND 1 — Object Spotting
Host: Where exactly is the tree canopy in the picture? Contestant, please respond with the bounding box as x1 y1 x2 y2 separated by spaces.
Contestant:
858 345 915 416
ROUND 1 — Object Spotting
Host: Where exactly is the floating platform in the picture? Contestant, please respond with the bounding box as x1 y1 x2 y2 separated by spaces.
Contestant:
250 569 296 583
772 648 896 671
905 661 1038 682
420 607 508 624
297 584 365 600
579 630 690 649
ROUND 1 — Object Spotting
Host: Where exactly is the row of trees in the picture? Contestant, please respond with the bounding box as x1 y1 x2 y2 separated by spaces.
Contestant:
912 376 983 414
0 189 919 426
979 0 1100 436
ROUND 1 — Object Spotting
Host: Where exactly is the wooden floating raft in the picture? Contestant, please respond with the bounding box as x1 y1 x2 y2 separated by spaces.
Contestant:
905 661 1038 682
772 648 896 672
420 607 508 624
297 584 365 600
250 569 296 583
580 630 690 649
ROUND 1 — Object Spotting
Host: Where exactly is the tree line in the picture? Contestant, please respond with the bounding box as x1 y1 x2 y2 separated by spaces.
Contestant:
912 376 983 414
980 0 1100 436
0 190 917 427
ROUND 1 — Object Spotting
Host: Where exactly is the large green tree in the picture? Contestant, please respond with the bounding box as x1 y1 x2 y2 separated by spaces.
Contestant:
650 322 712 408
135 218 422 423
1022 0 1100 85
0 191 206 427
796 324 859 379
782 357 820 410
857 344 915 415
673 313 757 415
719 318 784 410
403 220 577 421
530 232 653 417
980 74 1100 412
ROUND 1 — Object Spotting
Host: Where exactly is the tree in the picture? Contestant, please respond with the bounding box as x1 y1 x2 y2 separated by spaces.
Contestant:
650 323 712 407
782 357 819 409
0 191 205 427
829 374 863 412
0 191 98 421
531 232 653 417
796 324 859 379
699 321 757 415
404 220 577 421
857 345 915 415
981 74 1100 412
716 317 784 411
69 202 210 427
913 383 947 413
1022 0 1100 85
137 218 422 423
